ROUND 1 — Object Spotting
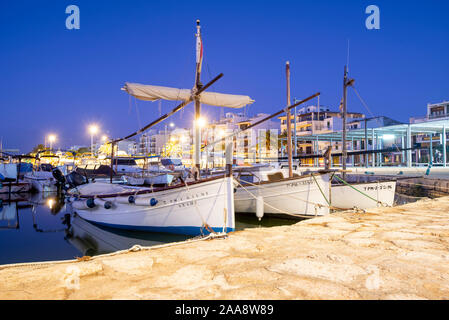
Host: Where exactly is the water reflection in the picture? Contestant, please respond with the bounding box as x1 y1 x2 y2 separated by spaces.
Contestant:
65 214 189 257
0 192 298 265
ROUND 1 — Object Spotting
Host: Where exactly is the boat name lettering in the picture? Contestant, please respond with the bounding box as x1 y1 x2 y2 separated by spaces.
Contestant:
363 185 392 191
286 180 313 187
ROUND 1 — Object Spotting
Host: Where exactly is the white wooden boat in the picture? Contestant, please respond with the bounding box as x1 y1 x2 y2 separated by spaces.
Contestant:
235 171 331 217
330 175 396 210
254 165 397 210
68 176 235 236
67 21 254 236
24 170 57 192
0 163 32 194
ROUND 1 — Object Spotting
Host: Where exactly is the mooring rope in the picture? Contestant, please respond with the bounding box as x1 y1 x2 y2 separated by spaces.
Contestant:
236 175 349 211
235 179 314 218
332 175 389 207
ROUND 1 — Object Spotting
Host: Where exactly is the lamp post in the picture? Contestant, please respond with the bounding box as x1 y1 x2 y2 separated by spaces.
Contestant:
89 125 99 155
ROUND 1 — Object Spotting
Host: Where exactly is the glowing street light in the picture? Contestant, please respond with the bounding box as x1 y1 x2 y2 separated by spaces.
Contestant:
382 134 395 141
196 117 207 128
169 122 175 128
101 135 108 142
48 134 56 151
88 124 99 155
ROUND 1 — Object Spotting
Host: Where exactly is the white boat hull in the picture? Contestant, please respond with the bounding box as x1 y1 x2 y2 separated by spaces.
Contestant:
69 177 235 236
234 173 330 217
24 172 58 192
331 180 396 210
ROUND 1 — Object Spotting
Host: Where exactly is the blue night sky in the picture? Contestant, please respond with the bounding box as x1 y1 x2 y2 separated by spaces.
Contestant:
1 0 448 153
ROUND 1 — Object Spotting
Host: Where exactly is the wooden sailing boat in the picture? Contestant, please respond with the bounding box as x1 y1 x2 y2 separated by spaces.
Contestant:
329 66 397 210
232 62 331 219
260 66 397 211
68 21 254 236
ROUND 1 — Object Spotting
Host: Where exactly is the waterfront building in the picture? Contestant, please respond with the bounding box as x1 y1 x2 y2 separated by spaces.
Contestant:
117 140 137 156
278 105 365 165
409 100 449 165
207 112 279 165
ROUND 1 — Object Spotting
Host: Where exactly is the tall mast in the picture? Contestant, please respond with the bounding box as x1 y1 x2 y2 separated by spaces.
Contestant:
194 19 203 178
342 65 354 179
342 66 348 178
286 61 293 178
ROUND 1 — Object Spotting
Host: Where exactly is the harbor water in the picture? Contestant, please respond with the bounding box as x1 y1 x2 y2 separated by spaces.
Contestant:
0 192 297 265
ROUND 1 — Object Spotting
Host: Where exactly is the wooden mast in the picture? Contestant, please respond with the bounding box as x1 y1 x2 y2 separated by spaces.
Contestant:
342 65 354 179
193 19 203 180
286 61 293 178
342 66 347 178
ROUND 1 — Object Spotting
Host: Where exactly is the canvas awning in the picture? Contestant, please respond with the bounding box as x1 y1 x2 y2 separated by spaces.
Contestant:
123 83 254 109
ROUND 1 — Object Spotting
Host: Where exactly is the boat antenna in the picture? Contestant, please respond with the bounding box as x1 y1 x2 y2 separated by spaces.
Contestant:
346 39 350 73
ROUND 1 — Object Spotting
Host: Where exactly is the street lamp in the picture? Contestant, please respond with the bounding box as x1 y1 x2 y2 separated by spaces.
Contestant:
48 134 56 151
89 124 99 155
196 117 207 128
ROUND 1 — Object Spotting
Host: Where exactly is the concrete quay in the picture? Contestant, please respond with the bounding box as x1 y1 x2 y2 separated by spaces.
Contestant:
1 196 449 300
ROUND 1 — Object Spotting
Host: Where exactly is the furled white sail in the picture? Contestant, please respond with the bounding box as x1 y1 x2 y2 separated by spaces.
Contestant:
123 83 254 109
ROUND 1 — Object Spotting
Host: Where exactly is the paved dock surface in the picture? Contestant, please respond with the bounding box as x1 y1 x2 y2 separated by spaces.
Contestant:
1 196 449 299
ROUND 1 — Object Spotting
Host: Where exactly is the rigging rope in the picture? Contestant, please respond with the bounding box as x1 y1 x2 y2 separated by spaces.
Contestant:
332 174 389 206
351 86 424 176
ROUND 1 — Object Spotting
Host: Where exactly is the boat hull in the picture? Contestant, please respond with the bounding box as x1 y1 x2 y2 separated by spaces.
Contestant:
331 180 396 210
234 173 330 217
0 181 31 194
24 173 57 192
69 177 235 236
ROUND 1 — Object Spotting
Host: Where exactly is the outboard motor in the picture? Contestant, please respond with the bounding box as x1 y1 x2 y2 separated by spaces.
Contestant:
52 168 66 186
65 171 88 189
